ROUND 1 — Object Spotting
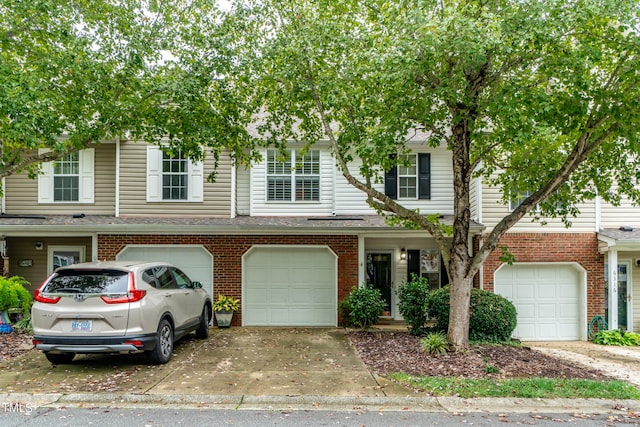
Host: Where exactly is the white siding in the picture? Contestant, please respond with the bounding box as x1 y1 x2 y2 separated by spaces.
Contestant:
250 146 335 216
335 144 454 215
480 178 597 233
599 195 640 229
236 165 251 216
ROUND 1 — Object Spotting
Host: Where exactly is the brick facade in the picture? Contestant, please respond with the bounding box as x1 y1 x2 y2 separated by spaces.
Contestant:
98 234 360 326
482 232 605 325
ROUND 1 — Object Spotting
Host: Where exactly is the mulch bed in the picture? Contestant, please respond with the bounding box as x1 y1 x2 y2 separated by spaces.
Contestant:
349 330 611 380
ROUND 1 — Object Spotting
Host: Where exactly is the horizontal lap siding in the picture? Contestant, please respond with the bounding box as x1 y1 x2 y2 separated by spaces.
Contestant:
600 195 640 228
5 144 116 215
334 145 454 215
118 141 232 217
250 146 334 216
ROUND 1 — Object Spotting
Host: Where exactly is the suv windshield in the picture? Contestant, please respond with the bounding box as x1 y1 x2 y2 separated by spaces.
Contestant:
43 269 129 294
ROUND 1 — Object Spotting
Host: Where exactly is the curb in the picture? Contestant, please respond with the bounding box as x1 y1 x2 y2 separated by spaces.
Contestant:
2 392 640 414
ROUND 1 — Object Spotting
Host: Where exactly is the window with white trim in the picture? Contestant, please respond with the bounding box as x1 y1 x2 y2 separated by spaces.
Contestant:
266 149 320 202
147 146 203 202
162 150 188 200
384 153 431 200
38 149 95 204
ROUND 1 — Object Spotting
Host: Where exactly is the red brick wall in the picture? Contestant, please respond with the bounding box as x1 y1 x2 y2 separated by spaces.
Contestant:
98 234 359 326
482 232 605 324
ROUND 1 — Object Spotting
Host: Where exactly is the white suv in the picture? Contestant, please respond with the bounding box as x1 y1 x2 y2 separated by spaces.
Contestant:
32 261 212 365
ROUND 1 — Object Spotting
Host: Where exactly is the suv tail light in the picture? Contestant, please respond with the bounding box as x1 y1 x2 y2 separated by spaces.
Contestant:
101 272 146 304
34 289 61 304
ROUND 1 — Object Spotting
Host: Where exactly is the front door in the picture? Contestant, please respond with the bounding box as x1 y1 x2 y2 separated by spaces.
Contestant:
48 246 85 274
618 262 631 331
366 252 392 315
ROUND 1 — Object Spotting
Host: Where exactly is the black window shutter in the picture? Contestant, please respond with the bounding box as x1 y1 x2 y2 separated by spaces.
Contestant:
418 153 431 199
385 166 398 200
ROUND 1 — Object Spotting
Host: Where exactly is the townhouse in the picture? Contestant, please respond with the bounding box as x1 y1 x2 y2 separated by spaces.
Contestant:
0 139 635 340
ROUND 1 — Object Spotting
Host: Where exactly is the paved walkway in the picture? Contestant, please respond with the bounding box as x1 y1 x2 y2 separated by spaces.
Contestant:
0 328 639 414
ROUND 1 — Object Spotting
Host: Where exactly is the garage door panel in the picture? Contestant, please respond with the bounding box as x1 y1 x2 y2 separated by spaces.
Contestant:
244 247 337 326
495 264 582 341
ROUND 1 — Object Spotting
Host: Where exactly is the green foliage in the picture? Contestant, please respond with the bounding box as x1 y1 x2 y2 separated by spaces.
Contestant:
0 276 32 317
420 332 448 355
341 286 385 330
396 274 431 336
13 316 32 334
592 329 640 346
427 286 517 342
212 295 240 312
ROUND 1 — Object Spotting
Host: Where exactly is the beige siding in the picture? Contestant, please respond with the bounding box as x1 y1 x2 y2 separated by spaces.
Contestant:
6 236 93 293
118 141 232 217
4 145 116 215
480 179 597 233
600 196 640 229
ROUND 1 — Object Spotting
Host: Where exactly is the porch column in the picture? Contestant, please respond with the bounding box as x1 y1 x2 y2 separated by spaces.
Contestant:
358 235 365 288
607 249 618 330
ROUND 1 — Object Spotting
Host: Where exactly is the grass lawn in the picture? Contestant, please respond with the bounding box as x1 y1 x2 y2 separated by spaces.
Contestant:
389 373 640 399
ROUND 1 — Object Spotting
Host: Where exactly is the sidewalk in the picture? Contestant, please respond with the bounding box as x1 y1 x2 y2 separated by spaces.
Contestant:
0 327 639 414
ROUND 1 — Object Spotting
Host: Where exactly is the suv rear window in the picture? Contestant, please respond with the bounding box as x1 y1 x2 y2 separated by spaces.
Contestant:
43 269 129 294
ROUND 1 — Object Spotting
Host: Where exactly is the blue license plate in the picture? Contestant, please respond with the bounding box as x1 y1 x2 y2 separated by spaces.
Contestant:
71 320 92 332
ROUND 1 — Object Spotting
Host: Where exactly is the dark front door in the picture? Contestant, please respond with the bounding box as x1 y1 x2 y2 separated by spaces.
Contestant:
366 253 392 314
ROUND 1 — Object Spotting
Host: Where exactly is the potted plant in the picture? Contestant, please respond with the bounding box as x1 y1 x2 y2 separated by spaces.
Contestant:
0 276 32 334
212 294 240 328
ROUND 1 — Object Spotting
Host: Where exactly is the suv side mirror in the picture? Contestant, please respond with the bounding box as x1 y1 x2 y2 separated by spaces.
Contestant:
192 281 203 289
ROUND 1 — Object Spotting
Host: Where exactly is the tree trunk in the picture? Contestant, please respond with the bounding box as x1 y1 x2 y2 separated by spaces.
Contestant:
447 263 472 351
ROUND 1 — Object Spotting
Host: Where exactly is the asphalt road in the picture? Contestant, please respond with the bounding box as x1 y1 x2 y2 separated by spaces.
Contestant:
2 406 639 427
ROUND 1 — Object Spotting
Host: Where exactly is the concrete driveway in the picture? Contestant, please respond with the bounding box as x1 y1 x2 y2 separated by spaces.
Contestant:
0 328 406 398
528 341 640 388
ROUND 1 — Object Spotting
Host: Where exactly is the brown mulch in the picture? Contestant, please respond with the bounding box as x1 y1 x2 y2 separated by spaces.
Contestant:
0 330 33 361
349 330 611 380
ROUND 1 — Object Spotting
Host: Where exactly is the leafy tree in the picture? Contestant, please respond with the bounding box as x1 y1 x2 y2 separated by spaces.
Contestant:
210 0 640 350
0 0 252 187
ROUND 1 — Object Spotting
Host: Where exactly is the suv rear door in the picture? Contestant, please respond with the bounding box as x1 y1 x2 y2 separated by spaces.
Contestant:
33 268 132 336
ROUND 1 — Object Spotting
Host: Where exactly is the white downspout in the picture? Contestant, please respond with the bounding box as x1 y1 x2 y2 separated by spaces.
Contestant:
115 139 121 218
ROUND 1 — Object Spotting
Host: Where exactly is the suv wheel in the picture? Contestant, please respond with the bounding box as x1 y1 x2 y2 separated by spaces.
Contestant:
146 319 173 364
195 306 209 339
45 352 75 364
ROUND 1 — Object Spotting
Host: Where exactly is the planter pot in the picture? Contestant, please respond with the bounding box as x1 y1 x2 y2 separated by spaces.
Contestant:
214 310 234 328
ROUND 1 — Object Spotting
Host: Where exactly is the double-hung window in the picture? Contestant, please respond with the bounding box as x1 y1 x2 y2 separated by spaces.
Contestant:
38 149 95 204
147 146 203 202
162 150 188 200
266 149 320 202
385 153 431 200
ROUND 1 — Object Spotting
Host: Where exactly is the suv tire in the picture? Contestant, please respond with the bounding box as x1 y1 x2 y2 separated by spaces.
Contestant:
45 352 75 364
195 306 209 339
146 319 173 364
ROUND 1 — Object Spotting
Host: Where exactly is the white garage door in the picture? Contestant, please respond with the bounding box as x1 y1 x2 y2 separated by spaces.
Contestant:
243 246 337 326
117 245 213 297
494 264 583 341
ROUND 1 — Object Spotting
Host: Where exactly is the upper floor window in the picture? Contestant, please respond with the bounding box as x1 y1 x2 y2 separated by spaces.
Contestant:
147 146 203 202
53 152 80 201
266 149 320 202
162 150 188 200
509 190 532 211
385 153 431 200
38 148 94 204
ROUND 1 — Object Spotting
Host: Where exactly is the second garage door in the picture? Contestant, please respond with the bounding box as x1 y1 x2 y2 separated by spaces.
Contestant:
494 263 585 341
243 246 337 326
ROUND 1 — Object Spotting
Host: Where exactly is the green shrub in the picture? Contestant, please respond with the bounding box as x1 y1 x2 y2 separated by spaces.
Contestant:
420 331 448 355
13 316 32 333
0 276 32 317
427 285 517 342
396 274 431 336
341 286 385 330
593 329 640 346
